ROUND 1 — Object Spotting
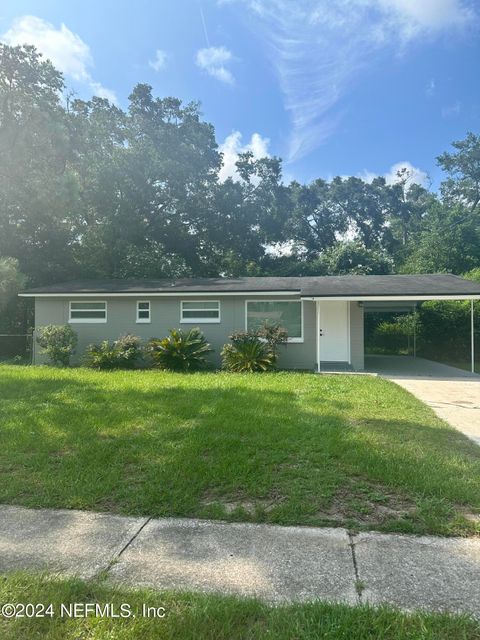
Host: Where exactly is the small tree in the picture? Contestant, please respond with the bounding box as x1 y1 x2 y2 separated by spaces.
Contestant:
36 324 78 366
256 320 288 362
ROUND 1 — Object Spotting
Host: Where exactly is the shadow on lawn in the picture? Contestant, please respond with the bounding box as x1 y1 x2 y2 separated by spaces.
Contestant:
0 373 479 527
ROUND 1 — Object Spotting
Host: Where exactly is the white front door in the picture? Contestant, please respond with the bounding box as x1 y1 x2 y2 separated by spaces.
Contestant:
318 301 350 362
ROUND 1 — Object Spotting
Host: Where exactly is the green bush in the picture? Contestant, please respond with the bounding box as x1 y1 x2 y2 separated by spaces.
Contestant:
371 321 408 354
36 324 78 366
221 331 276 372
256 321 288 362
85 334 142 370
418 300 478 361
146 328 212 371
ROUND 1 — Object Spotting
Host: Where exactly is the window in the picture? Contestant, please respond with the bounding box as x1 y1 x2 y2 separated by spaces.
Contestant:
180 300 220 323
69 301 107 323
136 300 151 323
246 300 303 342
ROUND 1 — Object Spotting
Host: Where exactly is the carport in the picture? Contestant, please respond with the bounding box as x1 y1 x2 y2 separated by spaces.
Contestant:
301 274 480 374
363 296 475 376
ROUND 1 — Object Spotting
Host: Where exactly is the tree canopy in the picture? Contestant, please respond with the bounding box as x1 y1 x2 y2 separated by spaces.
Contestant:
1 42 480 332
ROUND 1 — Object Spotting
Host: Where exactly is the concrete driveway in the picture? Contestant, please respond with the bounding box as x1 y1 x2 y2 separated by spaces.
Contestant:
366 355 480 446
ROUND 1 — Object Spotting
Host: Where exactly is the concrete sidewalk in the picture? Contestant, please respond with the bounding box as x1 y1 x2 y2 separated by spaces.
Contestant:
1 505 479 618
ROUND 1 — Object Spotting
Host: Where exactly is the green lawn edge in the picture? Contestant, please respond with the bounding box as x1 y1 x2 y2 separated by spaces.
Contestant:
0 572 479 640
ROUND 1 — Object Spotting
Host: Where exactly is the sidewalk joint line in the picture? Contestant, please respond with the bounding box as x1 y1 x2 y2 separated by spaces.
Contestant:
347 531 363 603
117 517 152 559
95 516 152 580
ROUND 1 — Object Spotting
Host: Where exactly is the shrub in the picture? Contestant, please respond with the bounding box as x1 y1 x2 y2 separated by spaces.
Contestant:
146 328 212 371
85 334 142 370
221 331 276 372
256 321 288 362
36 324 78 366
371 321 408 354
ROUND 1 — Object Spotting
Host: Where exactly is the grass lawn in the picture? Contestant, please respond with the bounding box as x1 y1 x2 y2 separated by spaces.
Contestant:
1 573 479 640
0 365 479 536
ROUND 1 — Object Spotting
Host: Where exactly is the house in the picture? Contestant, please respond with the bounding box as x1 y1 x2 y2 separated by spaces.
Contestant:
20 274 480 371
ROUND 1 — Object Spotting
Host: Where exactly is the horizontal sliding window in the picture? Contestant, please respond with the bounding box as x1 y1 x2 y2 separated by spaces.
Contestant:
69 301 107 323
246 300 303 341
136 300 151 323
181 300 220 323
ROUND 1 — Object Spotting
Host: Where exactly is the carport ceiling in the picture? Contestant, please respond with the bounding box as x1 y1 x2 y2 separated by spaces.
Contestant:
363 301 417 313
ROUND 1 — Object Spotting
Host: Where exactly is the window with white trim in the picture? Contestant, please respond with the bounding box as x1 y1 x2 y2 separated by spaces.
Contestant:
136 300 151 323
180 300 220 323
246 300 303 341
69 301 107 323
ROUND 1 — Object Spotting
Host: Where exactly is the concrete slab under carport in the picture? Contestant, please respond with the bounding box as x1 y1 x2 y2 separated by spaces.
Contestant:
0 504 148 579
365 355 479 380
365 355 480 446
108 517 358 605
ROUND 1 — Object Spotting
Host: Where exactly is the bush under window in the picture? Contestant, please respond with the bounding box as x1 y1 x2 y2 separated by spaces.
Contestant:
146 328 212 371
85 334 142 370
221 331 275 372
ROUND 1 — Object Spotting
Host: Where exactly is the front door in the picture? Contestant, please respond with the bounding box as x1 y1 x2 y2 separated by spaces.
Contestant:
319 301 349 362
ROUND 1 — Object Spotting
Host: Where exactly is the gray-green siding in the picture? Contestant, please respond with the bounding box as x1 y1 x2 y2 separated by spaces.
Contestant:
33 296 365 370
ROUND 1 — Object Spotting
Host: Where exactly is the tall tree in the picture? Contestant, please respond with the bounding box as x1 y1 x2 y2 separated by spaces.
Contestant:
438 132 480 212
287 178 348 258
0 44 76 284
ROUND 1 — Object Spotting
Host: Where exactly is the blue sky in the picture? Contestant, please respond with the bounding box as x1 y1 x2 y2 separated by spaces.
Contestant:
1 0 479 186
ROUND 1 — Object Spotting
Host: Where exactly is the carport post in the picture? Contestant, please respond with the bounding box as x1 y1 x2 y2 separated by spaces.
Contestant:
413 303 417 359
471 299 475 374
316 301 321 373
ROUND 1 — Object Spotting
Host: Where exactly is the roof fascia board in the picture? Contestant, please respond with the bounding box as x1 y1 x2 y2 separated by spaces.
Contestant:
19 290 302 298
302 295 480 301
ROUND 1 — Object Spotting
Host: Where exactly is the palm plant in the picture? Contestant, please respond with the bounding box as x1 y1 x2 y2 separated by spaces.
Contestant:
146 328 212 371
221 331 275 372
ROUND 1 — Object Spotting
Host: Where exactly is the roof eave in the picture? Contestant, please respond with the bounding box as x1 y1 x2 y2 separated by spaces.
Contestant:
301 294 480 301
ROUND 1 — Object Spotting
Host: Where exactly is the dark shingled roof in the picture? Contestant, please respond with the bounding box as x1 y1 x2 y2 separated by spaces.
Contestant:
20 274 480 297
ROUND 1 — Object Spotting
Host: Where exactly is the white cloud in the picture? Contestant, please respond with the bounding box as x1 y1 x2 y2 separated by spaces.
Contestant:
375 0 473 38
358 161 428 186
195 46 234 84
228 0 475 162
384 161 428 186
219 131 270 181
149 49 168 71
1 15 117 103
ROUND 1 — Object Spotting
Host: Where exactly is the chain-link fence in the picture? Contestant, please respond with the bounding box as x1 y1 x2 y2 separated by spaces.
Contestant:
0 334 33 364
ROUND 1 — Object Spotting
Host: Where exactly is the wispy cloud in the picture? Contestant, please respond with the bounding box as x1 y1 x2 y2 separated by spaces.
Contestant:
441 101 461 118
219 131 270 180
425 78 435 97
1 15 117 103
149 49 168 71
195 45 235 84
228 0 475 162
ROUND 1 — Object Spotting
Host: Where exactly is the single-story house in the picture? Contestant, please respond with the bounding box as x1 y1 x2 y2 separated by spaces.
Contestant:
20 274 480 371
